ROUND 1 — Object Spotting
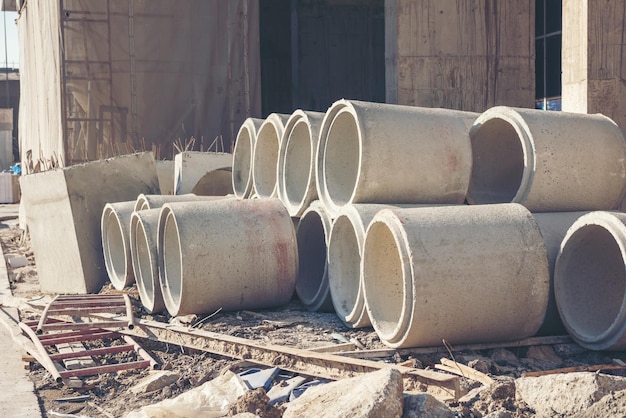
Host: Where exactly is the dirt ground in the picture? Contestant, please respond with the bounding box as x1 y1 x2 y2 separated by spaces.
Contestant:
3 218 626 418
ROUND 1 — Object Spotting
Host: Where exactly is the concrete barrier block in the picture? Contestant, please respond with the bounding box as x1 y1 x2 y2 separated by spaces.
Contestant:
20 152 160 294
155 160 175 195
174 151 232 195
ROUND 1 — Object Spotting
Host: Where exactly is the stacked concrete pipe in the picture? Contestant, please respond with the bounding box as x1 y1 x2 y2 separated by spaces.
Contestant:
362 204 550 348
315 99 477 217
232 117 264 198
468 107 626 211
555 211 626 350
252 113 291 198
101 201 137 289
130 209 165 313
532 212 587 336
134 193 221 211
295 201 334 312
158 198 298 316
327 204 414 328
277 110 325 217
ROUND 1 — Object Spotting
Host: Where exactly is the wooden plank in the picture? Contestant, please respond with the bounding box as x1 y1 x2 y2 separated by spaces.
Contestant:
308 342 356 353
439 358 494 386
522 364 626 378
100 315 460 400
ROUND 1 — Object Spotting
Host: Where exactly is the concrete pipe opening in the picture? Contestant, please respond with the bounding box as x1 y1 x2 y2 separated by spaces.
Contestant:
555 213 626 350
253 114 287 198
101 202 136 290
130 210 164 313
233 121 255 198
160 208 183 315
283 120 313 210
323 109 360 210
328 215 365 327
361 219 409 343
296 203 334 312
468 117 525 204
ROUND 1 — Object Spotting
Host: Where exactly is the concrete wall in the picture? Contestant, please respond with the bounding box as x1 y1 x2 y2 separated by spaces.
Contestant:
386 0 535 112
562 0 626 131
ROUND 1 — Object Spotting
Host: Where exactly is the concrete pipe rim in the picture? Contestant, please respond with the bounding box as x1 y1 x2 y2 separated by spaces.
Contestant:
277 110 306 213
101 204 132 290
233 121 256 198
159 206 184 316
295 205 332 311
555 212 626 349
130 212 160 313
253 115 285 198
467 107 535 205
315 100 350 217
317 104 361 217
328 212 368 327
362 210 413 345
134 194 149 212
281 118 316 217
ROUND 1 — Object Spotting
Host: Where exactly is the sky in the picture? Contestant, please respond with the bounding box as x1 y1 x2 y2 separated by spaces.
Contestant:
1 11 19 68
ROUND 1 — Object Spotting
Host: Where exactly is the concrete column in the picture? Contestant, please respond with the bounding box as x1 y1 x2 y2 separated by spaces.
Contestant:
562 0 626 131
386 0 534 111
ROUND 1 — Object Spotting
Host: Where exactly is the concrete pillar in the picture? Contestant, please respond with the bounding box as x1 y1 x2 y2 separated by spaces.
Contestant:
562 0 626 131
386 0 534 111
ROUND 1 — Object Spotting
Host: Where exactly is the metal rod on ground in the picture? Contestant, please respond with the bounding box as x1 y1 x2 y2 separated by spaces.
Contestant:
18 322 63 383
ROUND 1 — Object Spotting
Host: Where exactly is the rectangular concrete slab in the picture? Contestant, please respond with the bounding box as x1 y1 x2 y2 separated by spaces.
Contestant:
155 160 175 195
20 152 160 294
174 151 232 195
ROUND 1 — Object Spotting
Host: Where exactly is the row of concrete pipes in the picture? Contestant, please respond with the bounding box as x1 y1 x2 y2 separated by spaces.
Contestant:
102 99 626 351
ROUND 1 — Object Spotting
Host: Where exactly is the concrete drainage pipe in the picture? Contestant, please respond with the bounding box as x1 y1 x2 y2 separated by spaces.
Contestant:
316 99 476 217
277 110 325 217
362 204 550 348
328 204 413 328
555 211 626 350
295 201 334 312
232 117 264 199
532 212 587 336
130 209 165 313
101 201 137 290
468 107 626 211
252 113 291 198
158 198 298 317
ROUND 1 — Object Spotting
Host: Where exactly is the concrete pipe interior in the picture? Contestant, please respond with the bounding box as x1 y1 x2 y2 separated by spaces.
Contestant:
362 220 405 340
557 224 626 340
161 210 183 314
324 109 360 207
254 122 281 197
103 208 128 287
296 211 327 304
328 215 360 319
284 120 312 207
232 125 253 198
131 217 156 308
469 118 525 204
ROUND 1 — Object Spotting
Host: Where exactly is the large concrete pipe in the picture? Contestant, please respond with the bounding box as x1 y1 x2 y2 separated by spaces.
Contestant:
328 204 413 328
232 117 264 199
277 110 325 217
130 209 165 314
315 99 476 217
468 107 626 211
134 193 222 211
555 211 626 350
101 201 137 290
362 204 549 348
252 113 291 199
532 212 587 336
158 198 298 316
295 201 334 312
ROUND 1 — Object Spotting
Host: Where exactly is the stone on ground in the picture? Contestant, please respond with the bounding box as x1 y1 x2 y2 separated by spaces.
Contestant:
402 393 455 418
130 370 180 394
516 372 626 417
283 368 403 418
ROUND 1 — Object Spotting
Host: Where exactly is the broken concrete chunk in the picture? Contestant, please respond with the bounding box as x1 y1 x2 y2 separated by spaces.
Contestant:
489 348 519 367
516 372 626 417
5 254 28 268
402 393 455 418
174 151 232 195
283 368 403 418
131 371 180 394
570 388 626 418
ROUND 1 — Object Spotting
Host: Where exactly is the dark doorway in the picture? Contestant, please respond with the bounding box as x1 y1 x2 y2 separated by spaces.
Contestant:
260 0 385 116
